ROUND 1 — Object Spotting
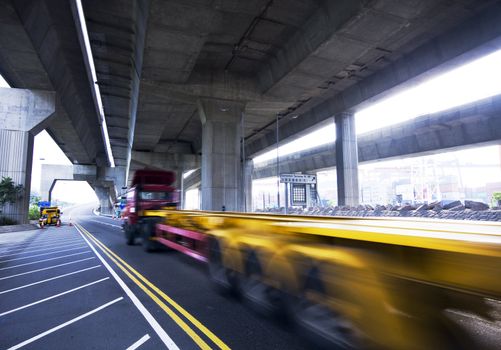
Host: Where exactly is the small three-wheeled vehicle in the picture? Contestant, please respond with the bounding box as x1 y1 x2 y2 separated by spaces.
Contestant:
39 206 62 228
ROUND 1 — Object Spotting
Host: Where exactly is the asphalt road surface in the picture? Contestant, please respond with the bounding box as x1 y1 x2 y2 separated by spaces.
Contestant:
0 204 312 350
2 204 501 350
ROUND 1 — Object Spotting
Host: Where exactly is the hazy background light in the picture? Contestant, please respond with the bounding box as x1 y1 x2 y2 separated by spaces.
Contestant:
0 74 10 88
31 131 98 203
253 122 336 164
356 49 501 135
253 49 501 164
183 169 196 179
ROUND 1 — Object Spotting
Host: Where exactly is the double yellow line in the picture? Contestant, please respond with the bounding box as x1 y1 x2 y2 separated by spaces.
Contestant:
75 223 230 350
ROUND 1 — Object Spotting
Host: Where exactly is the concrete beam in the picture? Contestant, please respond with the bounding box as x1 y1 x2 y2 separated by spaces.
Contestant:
247 3 501 157
73 164 98 183
12 0 108 166
253 95 501 179
40 165 73 202
131 151 200 171
257 0 365 95
40 164 97 202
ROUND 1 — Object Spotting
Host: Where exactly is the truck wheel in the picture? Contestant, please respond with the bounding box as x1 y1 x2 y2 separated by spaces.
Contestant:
208 238 239 294
125 225 135 245
241 250 284 318
142 220 159 252
293 267 363 350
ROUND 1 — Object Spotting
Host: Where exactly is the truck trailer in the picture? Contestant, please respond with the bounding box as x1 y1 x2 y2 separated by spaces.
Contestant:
123 172 501 349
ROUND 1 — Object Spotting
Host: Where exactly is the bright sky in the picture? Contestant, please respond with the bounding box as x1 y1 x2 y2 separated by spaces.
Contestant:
253 48 501 164
31 131 97 203
0 74 9 87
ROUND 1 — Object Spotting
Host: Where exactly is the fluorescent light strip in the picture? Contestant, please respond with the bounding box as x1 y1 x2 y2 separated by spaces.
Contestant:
74 0 115 167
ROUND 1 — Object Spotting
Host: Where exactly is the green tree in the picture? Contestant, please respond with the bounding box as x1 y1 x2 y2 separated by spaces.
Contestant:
493 192 501 206
0 177 23 213
30 193 41 206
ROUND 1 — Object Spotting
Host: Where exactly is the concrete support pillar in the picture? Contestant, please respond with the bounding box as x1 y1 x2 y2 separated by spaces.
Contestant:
0 88 55 223
198 99 242 211
172 168 183 209
243 160 253 212
94 185 112 215
335 112 359 206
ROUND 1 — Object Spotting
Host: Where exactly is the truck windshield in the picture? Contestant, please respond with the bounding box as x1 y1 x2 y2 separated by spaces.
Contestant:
139 191 170 200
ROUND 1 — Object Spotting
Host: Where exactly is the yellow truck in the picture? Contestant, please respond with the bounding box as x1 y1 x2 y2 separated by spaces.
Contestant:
138 209 501 349
38 206 61 227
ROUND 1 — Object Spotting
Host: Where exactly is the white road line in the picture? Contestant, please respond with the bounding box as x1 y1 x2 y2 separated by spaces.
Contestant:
0 251 91 271
0 257 95 281
2 234 80 245
90 219 122 229
75 225 179 350
0 265 102 295
0 242 86 258
126 334 151 350
7 297 123 350
0 277 110 317
26 237 84 246
0 238 84 251
0 246 88 263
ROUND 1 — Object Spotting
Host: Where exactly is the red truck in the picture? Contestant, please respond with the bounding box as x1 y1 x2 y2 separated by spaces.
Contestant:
122 169 179 250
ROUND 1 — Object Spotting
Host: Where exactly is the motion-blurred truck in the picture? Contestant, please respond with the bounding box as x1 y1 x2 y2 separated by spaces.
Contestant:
122 169 179 249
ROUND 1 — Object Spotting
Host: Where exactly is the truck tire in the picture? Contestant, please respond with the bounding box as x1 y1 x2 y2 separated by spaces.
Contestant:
124 224 136 245
208 238 239 295
241 250 284 318
292 267 363 350
142 220 159 252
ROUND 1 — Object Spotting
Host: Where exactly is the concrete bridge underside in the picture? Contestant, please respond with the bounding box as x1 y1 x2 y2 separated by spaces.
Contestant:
1 1 501 218
253 95 501 179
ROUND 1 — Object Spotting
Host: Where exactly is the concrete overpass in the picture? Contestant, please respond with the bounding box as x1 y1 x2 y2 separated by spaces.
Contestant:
253 94 501 178
1 0 501 222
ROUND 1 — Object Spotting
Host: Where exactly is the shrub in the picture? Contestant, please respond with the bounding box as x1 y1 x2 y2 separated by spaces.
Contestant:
493 192 501 206
0 177 23 213
28 206 40 220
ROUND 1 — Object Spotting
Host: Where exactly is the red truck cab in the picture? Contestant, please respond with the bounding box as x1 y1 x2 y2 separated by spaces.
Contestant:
122 170 179 248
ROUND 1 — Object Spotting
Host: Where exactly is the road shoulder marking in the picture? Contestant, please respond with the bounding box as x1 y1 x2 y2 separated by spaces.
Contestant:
0 265 102 295
0 246 88 263
0 257 95 281
0 277 110 317
7 297 123 350
0 251 91 271
127 334 151 350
